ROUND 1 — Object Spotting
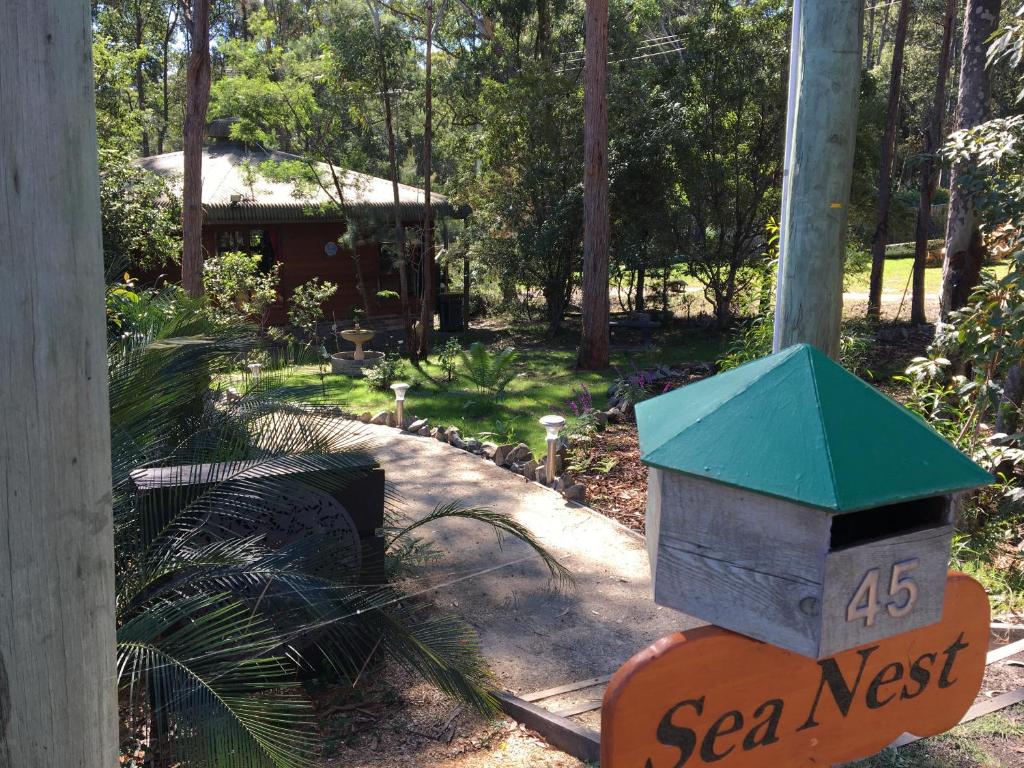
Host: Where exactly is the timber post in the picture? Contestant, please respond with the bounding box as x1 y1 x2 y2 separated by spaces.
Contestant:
1 0 118 765
774 0 863 357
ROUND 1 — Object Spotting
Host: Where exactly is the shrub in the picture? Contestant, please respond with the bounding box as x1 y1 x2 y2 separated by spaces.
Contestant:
204 250 280 328
288 278 337 343
364 352 406 390
437 337 462 383
460 342 518 394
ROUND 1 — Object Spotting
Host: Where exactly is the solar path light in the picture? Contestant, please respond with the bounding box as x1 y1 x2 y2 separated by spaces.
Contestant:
539 414 565 486
391 382 410 426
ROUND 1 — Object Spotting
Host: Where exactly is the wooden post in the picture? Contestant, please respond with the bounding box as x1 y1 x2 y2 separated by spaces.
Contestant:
773 0 863 358
0 1 118 765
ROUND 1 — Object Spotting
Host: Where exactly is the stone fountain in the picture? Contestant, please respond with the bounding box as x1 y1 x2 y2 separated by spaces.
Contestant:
331 324 383 375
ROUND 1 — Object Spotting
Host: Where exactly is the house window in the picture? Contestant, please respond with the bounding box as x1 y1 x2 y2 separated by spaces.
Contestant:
215 229 277 273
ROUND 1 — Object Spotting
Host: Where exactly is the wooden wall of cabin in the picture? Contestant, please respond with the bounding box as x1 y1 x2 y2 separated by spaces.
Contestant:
204 220 422 327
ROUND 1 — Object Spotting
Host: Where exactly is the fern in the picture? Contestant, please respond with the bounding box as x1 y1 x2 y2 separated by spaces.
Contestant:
459 342 518 394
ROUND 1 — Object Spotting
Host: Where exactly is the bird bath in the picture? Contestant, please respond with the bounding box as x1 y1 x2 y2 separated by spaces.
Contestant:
340 327 376 361
331 325 382 376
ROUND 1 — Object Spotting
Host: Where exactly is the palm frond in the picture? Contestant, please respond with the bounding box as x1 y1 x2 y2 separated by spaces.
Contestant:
118 594 316 768
387 501 573 588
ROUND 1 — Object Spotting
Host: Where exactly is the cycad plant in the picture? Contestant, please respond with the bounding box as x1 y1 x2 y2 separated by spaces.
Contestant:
110 290 568 767
460 342 518 394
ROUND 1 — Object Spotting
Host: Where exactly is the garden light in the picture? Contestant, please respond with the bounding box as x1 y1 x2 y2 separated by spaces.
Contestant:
247 362 263 380
392 382 410 425
539 414 565 485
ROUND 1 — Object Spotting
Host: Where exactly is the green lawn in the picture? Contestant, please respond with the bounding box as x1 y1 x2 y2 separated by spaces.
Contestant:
254 325 726 454
845 258 1010 295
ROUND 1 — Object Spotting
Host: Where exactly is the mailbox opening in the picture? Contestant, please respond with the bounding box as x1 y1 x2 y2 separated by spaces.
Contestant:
829 495 951 551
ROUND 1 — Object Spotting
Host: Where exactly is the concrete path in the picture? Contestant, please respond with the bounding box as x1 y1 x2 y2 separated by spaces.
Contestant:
350 422 701 698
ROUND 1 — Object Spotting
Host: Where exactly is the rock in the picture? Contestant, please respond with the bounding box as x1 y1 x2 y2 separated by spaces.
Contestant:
535 466 548 486
449 435 466 450
523 459 538 481
492 443 518 466
224 386 241 404
509 461 525 475
593 411 608 428
506 443 534 465
418 426 431 437
370 411 391 425
464 438 483 453
386 411 398 428
358 411 373 423
431 427 444 441
554 474 574 492
605 407 622 423
445 426 461 442
563 484 586 502
482 442 499 460
406 418 429 433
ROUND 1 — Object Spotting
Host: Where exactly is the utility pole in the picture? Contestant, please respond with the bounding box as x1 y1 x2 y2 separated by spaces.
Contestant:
774 0 863 358
1 1 118 765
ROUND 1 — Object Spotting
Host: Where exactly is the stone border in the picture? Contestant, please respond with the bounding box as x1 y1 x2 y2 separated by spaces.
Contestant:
350 409 590 503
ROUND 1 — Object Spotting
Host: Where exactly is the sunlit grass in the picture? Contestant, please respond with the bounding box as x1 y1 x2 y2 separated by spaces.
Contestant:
255 326 726 454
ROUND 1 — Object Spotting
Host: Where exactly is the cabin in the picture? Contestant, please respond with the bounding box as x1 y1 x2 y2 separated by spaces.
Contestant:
139 136 457 329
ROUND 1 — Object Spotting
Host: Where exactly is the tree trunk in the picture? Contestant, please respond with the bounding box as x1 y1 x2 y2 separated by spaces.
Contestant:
635 266 646 312
375 31 418 363
911 0 957 324
774 0 863 357
1 1 118 764
535 0 551 60
135 1 151 156
867 0 911 318
865 2 877 69
182 0 211 297
940 0 1002 319
157 8 177 154
417 0 435 357
577 0 610 369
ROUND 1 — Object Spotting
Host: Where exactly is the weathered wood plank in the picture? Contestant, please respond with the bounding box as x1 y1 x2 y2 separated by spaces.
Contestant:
820 525 952 657
494 691 600 764
0 1 118 764
986 638 1024 665
520 674 613 703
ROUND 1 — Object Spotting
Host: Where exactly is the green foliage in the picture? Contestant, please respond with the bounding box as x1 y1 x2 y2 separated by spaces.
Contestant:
288 278 338 343
209 9 318 147
460 342 518 394
436 337 463 383
99 151 181 274
363 352 406 390
449 68 584 332
667 1 788 324
204 251 281 328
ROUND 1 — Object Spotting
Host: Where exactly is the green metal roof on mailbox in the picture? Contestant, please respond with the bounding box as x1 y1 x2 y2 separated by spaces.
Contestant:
635 343 992 513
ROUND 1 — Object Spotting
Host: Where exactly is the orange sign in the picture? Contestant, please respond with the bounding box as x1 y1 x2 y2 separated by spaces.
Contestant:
601 572 989 767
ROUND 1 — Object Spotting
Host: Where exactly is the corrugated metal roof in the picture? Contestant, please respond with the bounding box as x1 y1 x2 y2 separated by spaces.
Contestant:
138 143 458 221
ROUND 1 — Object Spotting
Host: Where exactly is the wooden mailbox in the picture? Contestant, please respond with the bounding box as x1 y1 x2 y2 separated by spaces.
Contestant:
636 344 992 659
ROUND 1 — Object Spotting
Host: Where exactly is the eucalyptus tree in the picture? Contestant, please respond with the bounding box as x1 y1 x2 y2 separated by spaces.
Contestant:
182 0 212 297
867 0 912 318
941 0 1003 318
